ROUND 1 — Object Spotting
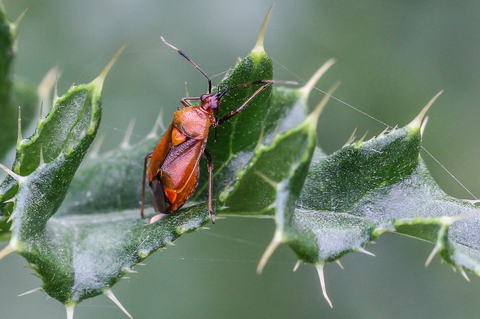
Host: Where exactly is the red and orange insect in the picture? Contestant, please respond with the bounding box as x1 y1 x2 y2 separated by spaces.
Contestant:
141 37 293 223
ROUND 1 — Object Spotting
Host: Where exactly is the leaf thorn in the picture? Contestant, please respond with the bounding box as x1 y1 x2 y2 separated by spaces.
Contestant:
53 74 60 103
335 260 344 269
425 242 440 267
123 268 138 274
355 131 368 146
459 267 470 282
305 81 340 130
293 260 301 272
18 287 43 297
147 108 166 139
39 145 46 166
0 243 15 260
299 58 336 98
17 106 22 148
92 44 126 94
252 4 274 55
37 101 44 126
420 115 429 136
104 289 133 319
7 210 16 223
344 128 357 146
0 163 24 182
38 66 61 114
88 134 105 159
66 303 75 319
315 263 333 308
12 8 28 35
257 233 282 274
3 196 16 204
356 247 375 257
121 118 136 150
408 90 443 132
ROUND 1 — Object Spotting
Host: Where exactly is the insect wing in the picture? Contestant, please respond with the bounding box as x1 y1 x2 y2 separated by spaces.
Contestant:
160 138 205 211
148 123 174 182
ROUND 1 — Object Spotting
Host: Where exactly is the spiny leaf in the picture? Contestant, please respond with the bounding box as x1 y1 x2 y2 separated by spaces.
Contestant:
3 3 480 317
265 100 480 306
0 26 298 312
0 49 123 305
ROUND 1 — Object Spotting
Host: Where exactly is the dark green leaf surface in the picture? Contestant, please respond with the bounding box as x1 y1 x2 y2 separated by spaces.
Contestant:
264 115 480 306
0 34 309 312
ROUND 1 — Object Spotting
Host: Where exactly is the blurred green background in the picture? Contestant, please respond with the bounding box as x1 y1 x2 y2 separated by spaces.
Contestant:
2 0 480 318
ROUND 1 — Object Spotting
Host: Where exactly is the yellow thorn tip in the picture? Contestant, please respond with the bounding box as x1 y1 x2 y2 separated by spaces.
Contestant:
306 81 340 129
0 163 24 182
38 66 61 107
17 106 22 148
315 264 333 308
257 234 281 274
425 243 440 267
93 44 127 93
121 118 136 149
18 287 42 297
66 304 75 319
409 90 443 131
293 261 301 272
12 8 28 35
253 5 274 55
0 244 15 260
300 59 336 97
105 289 133 319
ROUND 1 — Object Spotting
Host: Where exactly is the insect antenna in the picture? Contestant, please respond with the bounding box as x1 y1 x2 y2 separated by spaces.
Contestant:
161 36 213 93
217 79 297 99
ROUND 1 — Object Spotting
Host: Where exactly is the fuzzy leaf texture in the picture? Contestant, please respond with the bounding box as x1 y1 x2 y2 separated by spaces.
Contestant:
1 5 480 319
0 10 322 316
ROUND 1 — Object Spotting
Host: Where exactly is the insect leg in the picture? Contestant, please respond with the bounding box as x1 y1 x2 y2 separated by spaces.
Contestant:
141 152 154 218
180 97 201 108
215 83 273 126
204 148 215 224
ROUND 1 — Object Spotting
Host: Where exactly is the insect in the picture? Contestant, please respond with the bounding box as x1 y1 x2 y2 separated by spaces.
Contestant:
141 37 294 223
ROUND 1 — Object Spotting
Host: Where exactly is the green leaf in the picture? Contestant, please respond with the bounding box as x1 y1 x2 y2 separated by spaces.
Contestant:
258 96 480 306
3 4 480 317
0 25 311 314
0 6 38 238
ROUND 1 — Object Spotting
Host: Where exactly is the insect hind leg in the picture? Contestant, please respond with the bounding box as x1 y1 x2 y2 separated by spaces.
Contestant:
204 148 214 223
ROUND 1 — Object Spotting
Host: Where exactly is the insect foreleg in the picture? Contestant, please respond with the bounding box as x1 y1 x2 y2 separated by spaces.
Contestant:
180 97 201 108
215 83 273 126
